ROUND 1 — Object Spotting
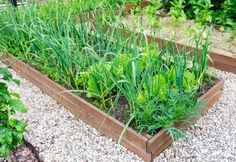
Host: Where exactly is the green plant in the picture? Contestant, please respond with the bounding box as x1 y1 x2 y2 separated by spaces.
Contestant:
0 67 27 157
131 0 235 30
144 0 163 27
0 0 211 139
214 0 236 30
189 0 214 24
168 0 187 25
230 26 236 40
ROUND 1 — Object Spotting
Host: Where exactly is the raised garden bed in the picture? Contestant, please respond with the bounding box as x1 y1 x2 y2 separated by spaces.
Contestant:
0 55 224 162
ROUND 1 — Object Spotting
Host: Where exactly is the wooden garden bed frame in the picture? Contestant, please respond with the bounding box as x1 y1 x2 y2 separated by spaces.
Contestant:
124 1 236 74
0 55 224 161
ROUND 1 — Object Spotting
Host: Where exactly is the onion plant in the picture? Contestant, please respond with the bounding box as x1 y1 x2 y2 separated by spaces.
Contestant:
0 0 211 138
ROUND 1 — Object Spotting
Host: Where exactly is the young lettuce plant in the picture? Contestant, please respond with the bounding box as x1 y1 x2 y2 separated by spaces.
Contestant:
0 67 27 158
133 42 206 137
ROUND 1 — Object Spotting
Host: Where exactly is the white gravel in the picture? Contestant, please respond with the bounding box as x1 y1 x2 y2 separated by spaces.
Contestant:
1 62 236 162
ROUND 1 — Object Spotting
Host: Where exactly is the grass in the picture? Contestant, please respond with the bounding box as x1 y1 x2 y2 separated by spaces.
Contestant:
0 0 212 138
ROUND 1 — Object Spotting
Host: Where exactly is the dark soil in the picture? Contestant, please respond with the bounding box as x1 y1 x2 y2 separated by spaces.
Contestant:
110 96 130 123
197 79 216 97
0 140 42 162
81 94 130 124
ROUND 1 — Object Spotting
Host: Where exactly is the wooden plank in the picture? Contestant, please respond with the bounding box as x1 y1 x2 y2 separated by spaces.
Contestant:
151 134 172 160
202 90 222 114
210 61 236 74
210 52 236 67
147 130 170 154
147 79 224 153
198 79 224 101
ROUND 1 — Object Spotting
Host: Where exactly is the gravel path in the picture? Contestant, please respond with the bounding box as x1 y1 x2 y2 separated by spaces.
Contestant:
1 62 236 162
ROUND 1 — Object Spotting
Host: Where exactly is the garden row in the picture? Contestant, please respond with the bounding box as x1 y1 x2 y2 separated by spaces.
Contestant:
0 0 232 161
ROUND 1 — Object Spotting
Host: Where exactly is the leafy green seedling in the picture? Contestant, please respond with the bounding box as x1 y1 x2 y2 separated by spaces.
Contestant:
0 67 27 157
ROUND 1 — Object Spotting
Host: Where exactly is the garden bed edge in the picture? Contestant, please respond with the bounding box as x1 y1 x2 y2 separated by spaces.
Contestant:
0 54 224 162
